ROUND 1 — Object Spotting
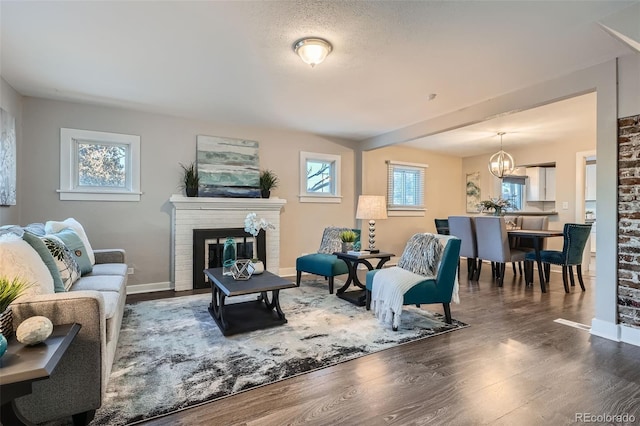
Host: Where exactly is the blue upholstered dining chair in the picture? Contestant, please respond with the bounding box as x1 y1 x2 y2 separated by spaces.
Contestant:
525 223 592 293
475 216 527 287
365 235 461 329
296 227 360 294
448 216 480 280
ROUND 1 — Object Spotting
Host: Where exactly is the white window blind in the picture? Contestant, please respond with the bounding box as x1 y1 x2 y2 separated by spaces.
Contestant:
386 160 427 212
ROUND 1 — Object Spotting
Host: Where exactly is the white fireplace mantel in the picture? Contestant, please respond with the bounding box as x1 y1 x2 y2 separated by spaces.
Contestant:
170 195 287 291
170 195 287 211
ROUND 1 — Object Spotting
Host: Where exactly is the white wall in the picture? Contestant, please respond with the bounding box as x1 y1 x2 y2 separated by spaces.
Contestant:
0 77 22 225
619 54 640 117
18 97 357 286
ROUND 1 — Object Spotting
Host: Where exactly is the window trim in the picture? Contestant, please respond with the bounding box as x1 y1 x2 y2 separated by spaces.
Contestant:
387 160 427 217
58 128 141 201
299 151 342 203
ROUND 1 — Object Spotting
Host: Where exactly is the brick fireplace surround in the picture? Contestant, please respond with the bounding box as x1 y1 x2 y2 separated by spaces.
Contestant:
170 195 287 291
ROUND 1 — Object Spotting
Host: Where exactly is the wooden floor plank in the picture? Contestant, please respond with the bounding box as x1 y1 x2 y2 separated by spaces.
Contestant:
130 266 640 425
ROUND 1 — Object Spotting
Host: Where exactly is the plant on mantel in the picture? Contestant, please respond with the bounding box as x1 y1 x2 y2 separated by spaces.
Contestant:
259 169 279 199
180 162 200 197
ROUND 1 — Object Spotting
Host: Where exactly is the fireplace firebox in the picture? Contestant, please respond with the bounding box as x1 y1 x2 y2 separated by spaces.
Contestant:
193 228 266 289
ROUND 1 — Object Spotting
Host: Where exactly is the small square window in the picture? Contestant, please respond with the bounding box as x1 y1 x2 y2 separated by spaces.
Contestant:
59 128 141 201
387 161 427 216
299 151 342 203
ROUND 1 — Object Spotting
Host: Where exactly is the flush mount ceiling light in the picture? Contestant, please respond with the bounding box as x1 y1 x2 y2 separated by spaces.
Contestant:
293 37 333 67
488 132 516 179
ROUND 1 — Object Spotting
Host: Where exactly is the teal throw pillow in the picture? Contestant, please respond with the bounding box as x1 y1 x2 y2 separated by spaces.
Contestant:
52 229 93 275
41 235 80 291
22 231 65 293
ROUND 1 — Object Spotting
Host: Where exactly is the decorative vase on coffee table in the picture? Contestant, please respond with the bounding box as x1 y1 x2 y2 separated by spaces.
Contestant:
222 237 237 276
251 260 265 275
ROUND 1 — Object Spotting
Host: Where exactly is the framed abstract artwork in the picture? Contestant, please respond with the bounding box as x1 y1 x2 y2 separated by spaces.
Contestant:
466 172 481 213
196 135 260 198
0 108 16 206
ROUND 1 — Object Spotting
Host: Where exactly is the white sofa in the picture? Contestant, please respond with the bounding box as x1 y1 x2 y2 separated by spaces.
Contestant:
1 223 127 425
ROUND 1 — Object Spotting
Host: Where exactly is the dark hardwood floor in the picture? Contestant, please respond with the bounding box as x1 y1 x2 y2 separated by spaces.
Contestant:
129 266 640 426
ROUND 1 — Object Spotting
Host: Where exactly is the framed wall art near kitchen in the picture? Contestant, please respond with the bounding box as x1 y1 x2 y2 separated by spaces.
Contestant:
466 171 481 213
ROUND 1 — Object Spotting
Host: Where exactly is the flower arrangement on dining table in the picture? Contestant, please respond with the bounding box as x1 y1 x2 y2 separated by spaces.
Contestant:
477 197 512 216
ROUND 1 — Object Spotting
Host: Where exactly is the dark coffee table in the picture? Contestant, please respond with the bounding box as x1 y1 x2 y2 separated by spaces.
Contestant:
204 267 296 336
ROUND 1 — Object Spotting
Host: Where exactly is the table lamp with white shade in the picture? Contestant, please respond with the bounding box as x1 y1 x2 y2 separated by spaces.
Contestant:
355 195 388 253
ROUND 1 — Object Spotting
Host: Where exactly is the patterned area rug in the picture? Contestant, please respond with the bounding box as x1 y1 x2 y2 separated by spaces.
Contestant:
93 278 468 425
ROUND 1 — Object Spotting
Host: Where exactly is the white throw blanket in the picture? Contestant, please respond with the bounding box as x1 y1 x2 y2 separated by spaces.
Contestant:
371 235 459 329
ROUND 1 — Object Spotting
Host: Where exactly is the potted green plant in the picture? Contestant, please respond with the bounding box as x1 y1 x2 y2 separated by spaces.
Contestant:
259 169 279 199
0 276 31 337
180 162 200 197
339 230 358 253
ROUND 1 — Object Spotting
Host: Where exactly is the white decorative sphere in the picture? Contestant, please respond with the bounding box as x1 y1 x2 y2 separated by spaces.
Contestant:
16 316 53 345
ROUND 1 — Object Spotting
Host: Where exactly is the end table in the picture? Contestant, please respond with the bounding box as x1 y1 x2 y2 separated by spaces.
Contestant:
333 251 394 306
0 323 82 426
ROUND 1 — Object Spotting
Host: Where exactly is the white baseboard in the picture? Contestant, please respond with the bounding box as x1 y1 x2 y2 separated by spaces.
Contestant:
620 324 640 347
590 318 621 341
278 267 297 278
126 281 173 295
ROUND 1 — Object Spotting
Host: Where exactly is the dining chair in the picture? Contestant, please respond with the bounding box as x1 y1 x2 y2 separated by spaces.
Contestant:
524 223 592 293
475 216 527 286
448 216 480 280
511 216 549 275
434 218 450 235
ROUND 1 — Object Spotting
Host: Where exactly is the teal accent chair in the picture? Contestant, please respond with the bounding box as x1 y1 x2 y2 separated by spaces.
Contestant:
296 228 361 294
365 237 461 329
525 223 592 293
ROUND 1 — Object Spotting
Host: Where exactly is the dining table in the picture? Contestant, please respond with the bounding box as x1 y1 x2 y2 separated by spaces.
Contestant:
507 229 564 292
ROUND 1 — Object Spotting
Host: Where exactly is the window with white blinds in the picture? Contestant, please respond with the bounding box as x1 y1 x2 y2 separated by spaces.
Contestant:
386 160 427 215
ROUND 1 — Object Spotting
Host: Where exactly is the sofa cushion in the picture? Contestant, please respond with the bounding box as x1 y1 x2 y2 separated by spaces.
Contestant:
87 263 128 277
102 291 121 343
52 229 92 276
22 231 66 292
44 235 81 291
0 234 54 297
101 291 120 321
71 275 126 294
45 218 95 265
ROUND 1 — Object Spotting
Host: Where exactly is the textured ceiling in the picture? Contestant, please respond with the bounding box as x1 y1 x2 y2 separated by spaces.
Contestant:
0 1 636 145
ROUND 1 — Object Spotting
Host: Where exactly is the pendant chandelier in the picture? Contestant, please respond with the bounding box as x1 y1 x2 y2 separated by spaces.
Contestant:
488 132 515 178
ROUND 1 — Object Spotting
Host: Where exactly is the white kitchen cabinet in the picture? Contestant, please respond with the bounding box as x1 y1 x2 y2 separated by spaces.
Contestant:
585 163 596 200
526 166 556 202
544 167 556 201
